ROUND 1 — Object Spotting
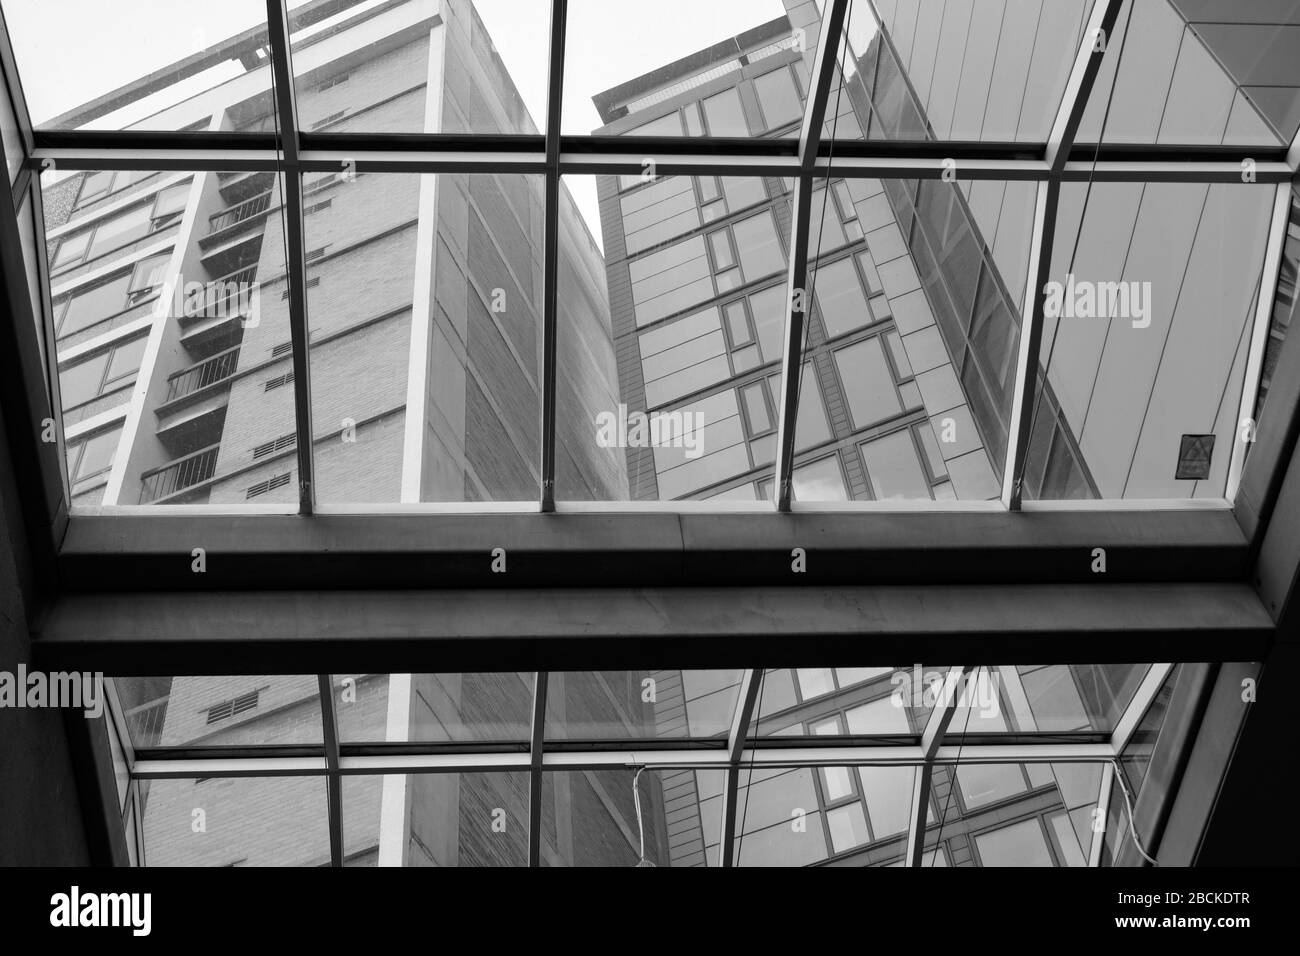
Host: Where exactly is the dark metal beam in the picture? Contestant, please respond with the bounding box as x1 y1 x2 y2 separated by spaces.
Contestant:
774 0 851 512
539 0 567 513
266 0 316 516
31 582 1273 676
317 674 343 867
54 509 1253 591
527 671 548 867
719 670 761 867
1002 180 1060 509
1235 188 1299 545
906 665 975 866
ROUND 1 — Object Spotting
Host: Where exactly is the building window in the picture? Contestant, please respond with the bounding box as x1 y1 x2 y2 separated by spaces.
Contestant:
973 817 1055 867
700 87 748 136
126 251 172 305
815 256 874 339
731 210 785 281
835 335 903 428
59 333 149 411
67 423 123 491
754 65 803 130
859 429 933 501
53 271 135 337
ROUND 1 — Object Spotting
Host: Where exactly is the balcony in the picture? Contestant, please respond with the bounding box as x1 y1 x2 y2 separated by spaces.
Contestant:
176 264 258 329
138 443 220 504
164 345 241 403
205 191 273 237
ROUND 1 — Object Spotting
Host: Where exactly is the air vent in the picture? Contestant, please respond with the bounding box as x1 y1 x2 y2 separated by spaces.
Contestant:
311 110 346 129
252 433 296 460
270 341 293 358
205 689 260 723
245 472 291 499
264 371 295 392
304 198 333 217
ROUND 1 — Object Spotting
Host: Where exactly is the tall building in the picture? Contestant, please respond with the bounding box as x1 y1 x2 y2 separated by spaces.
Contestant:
588 0 1282 504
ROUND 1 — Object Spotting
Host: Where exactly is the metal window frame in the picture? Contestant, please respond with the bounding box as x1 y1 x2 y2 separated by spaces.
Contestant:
108 661 1154 868
3 0 1300 871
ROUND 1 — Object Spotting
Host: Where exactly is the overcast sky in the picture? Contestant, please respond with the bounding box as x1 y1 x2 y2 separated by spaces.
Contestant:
3 0 786 242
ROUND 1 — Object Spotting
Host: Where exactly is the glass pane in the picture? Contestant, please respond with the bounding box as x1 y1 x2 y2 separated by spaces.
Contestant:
112 675 323 749
544 769 726 867
558 175 787 502
342 772 530 867
749 666 935 737
940 664 1150 736
141 777 328 866
839 0 1097 142
332 673 534 744
287 0 548 136
1027 181 1275 501
790 176 1035 502
545 670 743 740
973 817 1054 867
1077 0 1297 147
562 0 803 138
4 0 272 132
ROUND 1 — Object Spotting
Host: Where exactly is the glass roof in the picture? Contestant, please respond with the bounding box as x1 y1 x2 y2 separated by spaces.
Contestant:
108 663 1176 866
0 0 1295 516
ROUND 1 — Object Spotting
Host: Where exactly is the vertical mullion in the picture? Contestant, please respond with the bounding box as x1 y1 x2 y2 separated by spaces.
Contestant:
1227 183 1293 502
719 669 761 867
774 0 850 512
539 0 567 512
266 0 315 515
0 2 35 161
528 671 548 867
1046 0 1124 172
318 675 343 867
1001 179 1058 510
906 665 972 866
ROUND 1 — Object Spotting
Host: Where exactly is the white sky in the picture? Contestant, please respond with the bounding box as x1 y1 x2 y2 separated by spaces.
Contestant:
3 0 786 242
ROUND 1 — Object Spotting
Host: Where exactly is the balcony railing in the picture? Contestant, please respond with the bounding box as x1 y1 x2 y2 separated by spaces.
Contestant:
164 345 241 403
122 694 170 747
178 264 258 323
208 191 272 233
138 443 220 504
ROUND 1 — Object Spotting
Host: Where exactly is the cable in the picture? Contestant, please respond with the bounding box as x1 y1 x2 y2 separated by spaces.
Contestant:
734 670 766 867
789 0 852 503
631 765 655 866
927 667 976 866
1027 0 1136 493
1109 759 1159 866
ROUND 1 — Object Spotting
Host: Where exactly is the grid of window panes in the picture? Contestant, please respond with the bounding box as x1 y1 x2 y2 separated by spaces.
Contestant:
0 0 1290 512
100 663 1179 866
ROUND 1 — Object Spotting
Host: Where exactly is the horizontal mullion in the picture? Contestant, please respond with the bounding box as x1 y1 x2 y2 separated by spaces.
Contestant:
127 742 1113 780
27 148 1290 183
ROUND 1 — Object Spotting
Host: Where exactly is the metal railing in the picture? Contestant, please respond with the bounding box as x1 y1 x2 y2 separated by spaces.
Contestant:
208 190 273 233
164 345 241 403
122 694 171 747
138 443 220 503
177 264 259 322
